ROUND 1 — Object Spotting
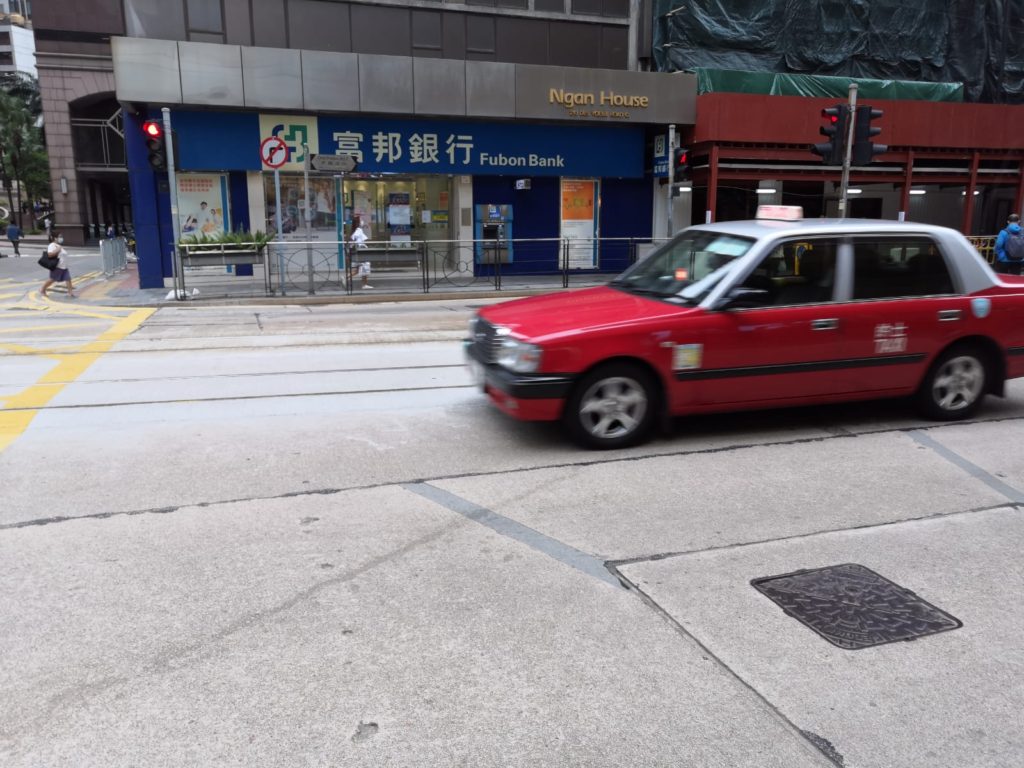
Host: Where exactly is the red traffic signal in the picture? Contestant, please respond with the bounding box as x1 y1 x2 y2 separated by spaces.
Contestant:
811 104 848 165
673 147 690 178
142 119 167 171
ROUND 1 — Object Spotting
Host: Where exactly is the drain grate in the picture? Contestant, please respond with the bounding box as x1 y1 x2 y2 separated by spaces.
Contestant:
752 563 961 650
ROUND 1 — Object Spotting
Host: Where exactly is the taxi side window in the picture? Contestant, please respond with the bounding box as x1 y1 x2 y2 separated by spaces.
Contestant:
852 237 955 299
735 239 838 307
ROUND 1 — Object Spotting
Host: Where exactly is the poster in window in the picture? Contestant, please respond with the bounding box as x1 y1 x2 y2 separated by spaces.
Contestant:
560 179 598 269
177 174 230 238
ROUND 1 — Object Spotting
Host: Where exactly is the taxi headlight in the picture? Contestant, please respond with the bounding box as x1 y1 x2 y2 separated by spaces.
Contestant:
496 338 542 373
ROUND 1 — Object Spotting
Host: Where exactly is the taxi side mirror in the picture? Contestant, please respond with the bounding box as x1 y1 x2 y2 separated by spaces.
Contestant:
713 286 769 310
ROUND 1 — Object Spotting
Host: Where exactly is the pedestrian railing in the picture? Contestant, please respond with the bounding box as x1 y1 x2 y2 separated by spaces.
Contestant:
967 235 996 264
166 236 670 300
99 236 130 277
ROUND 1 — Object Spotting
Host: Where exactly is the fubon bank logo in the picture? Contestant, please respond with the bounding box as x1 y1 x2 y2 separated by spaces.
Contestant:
258 115 318 171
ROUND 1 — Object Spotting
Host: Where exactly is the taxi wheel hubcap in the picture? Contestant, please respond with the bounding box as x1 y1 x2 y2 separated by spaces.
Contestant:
579 376 648 439
932 355 984 412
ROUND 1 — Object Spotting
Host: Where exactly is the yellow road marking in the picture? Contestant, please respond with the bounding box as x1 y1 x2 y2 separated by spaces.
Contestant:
0 320 108 335
0 306 155 452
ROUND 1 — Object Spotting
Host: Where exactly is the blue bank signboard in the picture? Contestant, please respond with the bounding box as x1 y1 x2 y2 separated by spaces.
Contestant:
170 111 644 179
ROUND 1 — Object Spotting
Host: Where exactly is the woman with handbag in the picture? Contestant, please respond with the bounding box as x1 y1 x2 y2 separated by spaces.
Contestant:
40 239 75 299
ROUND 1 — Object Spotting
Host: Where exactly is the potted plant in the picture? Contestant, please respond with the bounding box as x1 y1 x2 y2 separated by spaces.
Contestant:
177 229 274 266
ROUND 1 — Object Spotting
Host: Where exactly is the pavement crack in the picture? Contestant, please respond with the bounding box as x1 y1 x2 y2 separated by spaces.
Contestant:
254 312 264 331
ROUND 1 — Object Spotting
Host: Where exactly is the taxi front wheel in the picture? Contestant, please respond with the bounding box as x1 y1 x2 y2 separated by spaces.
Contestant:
917 345 988 421
564 362 657 449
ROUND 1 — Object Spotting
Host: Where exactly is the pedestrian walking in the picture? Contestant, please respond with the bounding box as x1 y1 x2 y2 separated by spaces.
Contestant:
348 217 372 289
6 221 22 256
44 216 52 238
41 239 75 299
994 213 1024 275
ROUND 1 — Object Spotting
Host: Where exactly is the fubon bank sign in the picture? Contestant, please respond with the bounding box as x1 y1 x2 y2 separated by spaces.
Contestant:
170 112 644 178
319 117 642 177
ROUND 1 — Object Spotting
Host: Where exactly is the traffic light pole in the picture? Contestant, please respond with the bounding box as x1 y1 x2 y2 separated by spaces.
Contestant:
162 107 183 298
666 124 675 237
837 83 858 219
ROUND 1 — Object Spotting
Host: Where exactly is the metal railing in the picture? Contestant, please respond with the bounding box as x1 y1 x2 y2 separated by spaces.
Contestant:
165 236 669 300
99 236 129 277
967 235 996 264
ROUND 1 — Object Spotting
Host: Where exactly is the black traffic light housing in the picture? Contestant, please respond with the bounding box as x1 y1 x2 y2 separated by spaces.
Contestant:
811 105 848 165
852 105 887 165
673 146 690 180
143 119 167 171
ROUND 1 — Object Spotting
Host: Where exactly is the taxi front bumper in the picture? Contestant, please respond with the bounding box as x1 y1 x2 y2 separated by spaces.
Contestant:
464 340 575 421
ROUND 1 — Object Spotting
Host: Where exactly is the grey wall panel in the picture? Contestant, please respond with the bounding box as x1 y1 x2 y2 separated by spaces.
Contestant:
466 61 514 118
495 17 549 65
112 37 182 103
358 55 413 114
178 41 244 106
547 21 600 67
287 0 351 52
224 0 252 46
351 5 411 56
251 0 287 49
243 46 302 109
301 50 360 112
413 58 465 116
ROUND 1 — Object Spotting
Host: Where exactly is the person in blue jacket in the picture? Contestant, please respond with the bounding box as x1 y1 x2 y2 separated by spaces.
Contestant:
6 221 22 256
994 213 1024 275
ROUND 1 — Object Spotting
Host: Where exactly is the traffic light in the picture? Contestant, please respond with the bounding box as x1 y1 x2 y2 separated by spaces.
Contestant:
811 105 848 165
673 146 690 180
142 119 167 171
852 105 887 165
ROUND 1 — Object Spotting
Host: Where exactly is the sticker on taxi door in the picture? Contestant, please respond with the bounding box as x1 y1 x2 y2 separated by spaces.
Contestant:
673 344 703 370
874 323 908 353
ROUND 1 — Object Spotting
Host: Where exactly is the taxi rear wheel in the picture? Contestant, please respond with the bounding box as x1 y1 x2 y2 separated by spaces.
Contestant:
917 345 988 420
564 363 657 449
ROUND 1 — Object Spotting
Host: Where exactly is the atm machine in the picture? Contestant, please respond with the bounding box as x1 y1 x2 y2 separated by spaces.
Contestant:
474 204 514 264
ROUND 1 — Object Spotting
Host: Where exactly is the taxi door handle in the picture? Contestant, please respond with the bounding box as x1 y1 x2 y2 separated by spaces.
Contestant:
811 318 839 331
938 309 962 322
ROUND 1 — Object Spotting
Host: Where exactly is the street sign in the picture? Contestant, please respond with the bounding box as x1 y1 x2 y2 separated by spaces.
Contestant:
261 136 288 169
310 153 358 173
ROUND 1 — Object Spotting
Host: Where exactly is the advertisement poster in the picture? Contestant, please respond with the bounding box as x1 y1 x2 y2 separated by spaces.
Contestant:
264 175 337 242
177 174 229 238
560 179 598 269
388 192 412 244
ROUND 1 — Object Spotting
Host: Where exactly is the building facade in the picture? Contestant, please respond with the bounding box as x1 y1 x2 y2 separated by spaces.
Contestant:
0 6 35 78
32 0 696 290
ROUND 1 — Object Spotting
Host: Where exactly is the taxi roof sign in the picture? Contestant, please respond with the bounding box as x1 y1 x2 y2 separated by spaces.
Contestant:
756 205 803 221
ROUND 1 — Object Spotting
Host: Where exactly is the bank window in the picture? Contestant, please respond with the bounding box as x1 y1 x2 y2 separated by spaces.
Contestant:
852 237 955 299
734 238 839 307
187 0 224 36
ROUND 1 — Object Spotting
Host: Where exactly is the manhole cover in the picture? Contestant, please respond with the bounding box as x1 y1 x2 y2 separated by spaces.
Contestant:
751 563 961 650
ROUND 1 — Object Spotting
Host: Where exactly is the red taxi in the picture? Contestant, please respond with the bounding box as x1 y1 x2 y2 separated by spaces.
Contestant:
465 209 1024 449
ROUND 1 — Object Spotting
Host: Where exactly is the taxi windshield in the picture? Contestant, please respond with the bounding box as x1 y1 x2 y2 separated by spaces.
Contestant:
610 231 755 302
